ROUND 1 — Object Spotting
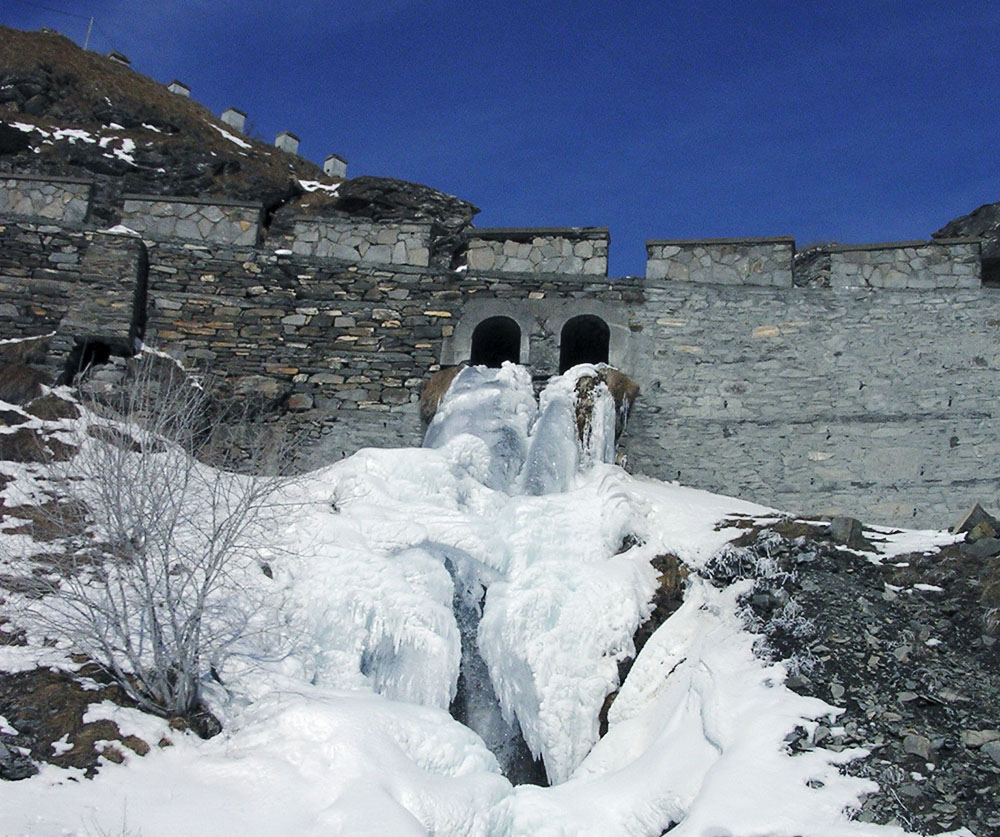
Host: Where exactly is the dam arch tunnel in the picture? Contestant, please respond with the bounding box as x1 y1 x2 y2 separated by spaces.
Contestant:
559 314 610 373
470 316 521 367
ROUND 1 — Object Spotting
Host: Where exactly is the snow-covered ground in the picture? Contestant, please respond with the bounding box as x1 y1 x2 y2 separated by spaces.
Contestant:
0 364 968 836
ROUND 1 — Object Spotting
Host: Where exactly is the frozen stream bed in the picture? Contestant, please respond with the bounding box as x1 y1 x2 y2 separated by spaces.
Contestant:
0 364 956 835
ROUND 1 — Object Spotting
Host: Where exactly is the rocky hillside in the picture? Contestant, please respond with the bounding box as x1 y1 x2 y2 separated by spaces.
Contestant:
0 26 478 236
934 204 1000 283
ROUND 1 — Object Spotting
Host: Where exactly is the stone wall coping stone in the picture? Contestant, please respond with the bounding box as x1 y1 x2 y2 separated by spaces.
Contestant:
122 193 263 210
827 239 979 253
292 215 431 228
470 227 609 242
1 173 95 186
646 236 795 247
931 237 983 246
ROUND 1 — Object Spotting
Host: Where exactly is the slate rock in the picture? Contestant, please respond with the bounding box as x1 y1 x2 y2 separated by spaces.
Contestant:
951 502 999 535
0 122 31 155
333 175 479 233
959 537 1000 560
903 734 932 760
0 739 37 781
830 516 864 548
935 203 1000 261
983 740 1000 767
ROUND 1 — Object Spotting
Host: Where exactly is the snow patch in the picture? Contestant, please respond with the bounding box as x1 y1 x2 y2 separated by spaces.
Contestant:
208 123 252 149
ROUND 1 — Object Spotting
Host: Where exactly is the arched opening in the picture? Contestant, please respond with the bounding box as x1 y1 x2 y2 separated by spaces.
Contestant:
470 316 521 367
559 315 610 373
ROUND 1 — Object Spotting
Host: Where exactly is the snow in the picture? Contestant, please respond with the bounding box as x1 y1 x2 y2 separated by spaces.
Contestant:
867 526 962 560
102 224 141 236
299 179 341 194
912 583 944 593
50 734 73 756
209 123 253 149
0 363 962 835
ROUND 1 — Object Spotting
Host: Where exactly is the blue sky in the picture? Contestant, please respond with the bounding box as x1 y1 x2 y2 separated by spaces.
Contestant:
5 0 998 275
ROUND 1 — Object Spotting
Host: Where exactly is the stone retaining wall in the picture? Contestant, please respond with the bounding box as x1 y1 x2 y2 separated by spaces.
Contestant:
622 278 1000 527
0 220 146 371
121 195 261 246
290 218 431 266
465 228 608 275
645 237 795 287
140 240 638 468
0 174 93 224
829 239 981 289
1 180 998 527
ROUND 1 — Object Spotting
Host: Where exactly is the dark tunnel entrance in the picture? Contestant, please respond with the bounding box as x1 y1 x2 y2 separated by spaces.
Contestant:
559 315 610 373
470 316 521 367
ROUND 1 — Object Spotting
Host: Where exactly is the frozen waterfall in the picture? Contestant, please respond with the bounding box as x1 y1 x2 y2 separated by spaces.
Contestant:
421 362 626 782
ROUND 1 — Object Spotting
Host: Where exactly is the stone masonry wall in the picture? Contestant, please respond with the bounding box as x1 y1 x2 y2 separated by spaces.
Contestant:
645 237 795 287
829 239 981 289
141 242 638 467
1 176 997 527
620 279 1000 527
0 174 93 224
291 218 431 266
121 195 261 246
0 220 145 372
466 228 608 275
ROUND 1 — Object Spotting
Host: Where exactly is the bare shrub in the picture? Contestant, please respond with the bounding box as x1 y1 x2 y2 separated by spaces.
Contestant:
14 356 290 721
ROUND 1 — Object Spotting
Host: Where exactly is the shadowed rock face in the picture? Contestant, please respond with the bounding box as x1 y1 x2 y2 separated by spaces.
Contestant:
332 175 479 233
935 202 1000 261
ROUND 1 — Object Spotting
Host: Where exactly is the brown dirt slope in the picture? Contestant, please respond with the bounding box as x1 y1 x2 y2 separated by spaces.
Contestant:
0 26 331 222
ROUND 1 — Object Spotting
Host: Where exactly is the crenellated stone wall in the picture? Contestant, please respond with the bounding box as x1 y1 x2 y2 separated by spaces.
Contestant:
0 174 93 224
465 228 609 275
645 237 795 287
290 218 431 266
121 195 262 246
828 239 981 290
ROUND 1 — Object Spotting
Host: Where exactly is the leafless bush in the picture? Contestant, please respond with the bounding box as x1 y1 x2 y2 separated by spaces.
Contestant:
15 356 291 720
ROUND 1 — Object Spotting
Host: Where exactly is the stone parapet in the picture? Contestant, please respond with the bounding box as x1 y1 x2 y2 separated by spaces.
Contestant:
121 194 262 246
290 218 431 266
828 239 981 290
466 227 608 275
645 237 795 287
0 174 93 224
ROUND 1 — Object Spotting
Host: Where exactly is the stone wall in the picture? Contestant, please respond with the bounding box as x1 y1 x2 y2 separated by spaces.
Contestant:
141 241 639 468
829 239 981 289
1 177 997 527
645 237 795 287
291 218 431 266
465 228 608 275
0 220 146 372
0 174 93 224
121 195 261 246
619 279 1000 526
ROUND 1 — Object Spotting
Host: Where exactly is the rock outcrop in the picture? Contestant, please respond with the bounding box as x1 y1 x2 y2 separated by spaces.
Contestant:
934 202 1000 261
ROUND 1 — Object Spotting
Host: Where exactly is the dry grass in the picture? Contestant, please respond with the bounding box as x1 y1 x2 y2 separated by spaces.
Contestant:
25 393 80 421
0 26 333 204
574 367 640 442
420 365 465 425
0 364 50 404
0 426 76 463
